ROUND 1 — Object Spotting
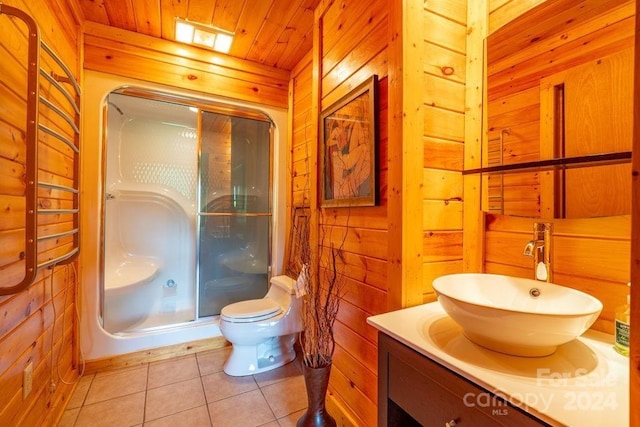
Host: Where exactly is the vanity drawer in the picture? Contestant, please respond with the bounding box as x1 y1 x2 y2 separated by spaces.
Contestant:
380 333 548 426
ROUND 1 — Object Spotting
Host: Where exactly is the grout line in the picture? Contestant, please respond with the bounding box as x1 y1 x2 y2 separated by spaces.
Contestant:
255 385 279 424
203 377 215 426
75 350 306 426
145 355 202 391
78 374 95 409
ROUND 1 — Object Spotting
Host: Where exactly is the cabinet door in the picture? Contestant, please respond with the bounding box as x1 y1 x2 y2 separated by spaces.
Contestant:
379 333 549 427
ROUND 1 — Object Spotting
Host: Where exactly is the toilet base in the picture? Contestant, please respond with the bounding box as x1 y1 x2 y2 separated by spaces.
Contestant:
224 333 297 376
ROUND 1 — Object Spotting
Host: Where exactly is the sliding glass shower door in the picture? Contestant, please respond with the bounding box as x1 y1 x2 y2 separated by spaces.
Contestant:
102 89 273 333
197 111 272 317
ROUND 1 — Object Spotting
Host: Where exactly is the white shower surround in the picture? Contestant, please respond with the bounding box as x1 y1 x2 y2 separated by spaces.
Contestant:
81 70 288 360
102 183 195 333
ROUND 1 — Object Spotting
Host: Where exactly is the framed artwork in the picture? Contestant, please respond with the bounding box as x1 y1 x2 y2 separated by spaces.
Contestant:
320 75 377 208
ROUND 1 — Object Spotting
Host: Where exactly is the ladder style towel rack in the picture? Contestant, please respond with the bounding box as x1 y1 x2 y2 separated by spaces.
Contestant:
0 4 80 295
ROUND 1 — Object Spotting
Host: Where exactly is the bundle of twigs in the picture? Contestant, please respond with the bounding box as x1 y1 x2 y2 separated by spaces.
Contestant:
292 210 345 369
300 244 342 368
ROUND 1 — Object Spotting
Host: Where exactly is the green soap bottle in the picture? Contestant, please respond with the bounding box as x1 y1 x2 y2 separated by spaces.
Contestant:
614 283 630 356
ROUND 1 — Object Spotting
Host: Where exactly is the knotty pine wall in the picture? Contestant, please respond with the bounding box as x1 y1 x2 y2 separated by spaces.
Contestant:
0 0 82 425
479 1 638 421
487 0 634 217
485 214 631 333
83 21 290 109
310 1 390 425
288 0 468 424
482 0 634 336
631 4 639 424
420 1 468 302
291 1 634 424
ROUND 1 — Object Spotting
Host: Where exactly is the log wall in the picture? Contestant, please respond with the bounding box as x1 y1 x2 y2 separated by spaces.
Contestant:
313 1 390 424
0 0 82 425
420 0 468 301
288 0 468 424
83 21 290 109
291 0 639 424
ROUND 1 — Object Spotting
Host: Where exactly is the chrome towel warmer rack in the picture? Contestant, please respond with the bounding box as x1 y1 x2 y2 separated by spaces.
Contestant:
0 4 80 295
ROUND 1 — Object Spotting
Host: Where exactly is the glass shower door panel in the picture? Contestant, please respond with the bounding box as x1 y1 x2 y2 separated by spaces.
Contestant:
198 112 271 317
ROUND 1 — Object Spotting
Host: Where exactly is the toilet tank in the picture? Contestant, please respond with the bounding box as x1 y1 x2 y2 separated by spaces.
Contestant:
269 275 297 295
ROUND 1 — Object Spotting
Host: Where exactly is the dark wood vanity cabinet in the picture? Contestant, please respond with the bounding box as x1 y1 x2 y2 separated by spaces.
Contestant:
377 332 550 426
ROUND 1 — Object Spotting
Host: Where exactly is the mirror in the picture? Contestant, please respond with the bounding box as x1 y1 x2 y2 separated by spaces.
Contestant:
481 0 634 218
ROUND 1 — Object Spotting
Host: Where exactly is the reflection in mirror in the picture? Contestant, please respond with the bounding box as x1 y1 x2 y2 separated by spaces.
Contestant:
482 0 634 218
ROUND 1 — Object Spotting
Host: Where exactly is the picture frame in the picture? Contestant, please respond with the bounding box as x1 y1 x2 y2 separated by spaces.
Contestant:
320 75 378 208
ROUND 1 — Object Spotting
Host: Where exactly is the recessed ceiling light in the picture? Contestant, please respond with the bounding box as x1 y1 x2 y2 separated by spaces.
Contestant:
175 18 234 54
175 20 194 44
213 33 233 54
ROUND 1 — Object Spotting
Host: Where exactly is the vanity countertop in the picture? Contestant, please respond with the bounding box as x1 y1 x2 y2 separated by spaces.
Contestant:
367 302 629 427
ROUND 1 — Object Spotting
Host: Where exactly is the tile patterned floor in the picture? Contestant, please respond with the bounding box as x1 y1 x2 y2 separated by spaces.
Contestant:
58 346 308 427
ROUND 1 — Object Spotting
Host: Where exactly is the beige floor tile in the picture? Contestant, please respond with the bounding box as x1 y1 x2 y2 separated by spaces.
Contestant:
253 360 302 388
84 366 148 405
92 364 148 377
196 347 231 376
261 375 307 418
143 405 211 427
201 370 257 402
65 347 307 427
147 354 200 389
66 375 94 409
145 377 206 421
58 407 80 427
208 389 275 427
75 391 145 427
276 408 306 427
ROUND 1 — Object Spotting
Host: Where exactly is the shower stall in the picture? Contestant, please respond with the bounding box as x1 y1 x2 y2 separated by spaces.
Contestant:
81 71 287 359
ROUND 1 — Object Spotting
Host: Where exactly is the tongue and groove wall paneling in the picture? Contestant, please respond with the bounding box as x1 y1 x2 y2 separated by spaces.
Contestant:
320 0 389 423
422 1 468 299
0 0 82 425
83 21 290 109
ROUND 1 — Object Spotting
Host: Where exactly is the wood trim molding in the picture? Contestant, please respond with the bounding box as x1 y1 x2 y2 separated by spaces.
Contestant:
282 77 295 273
290 49 313 79
386 0 424 310
326 393 359 427
61 0 85 26
83 336 228 375
629 2 640 426
462 0 488 272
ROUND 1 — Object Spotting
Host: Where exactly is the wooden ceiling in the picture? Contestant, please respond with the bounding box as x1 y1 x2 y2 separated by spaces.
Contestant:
78 0 321 71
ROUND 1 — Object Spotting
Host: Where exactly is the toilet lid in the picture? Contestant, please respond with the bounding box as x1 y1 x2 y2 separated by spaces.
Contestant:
221 299 282 323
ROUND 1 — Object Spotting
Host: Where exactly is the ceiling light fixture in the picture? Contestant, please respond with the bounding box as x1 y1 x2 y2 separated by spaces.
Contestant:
175 18 234 54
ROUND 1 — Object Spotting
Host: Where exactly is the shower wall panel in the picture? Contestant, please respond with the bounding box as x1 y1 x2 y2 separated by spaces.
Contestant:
103 94 197 332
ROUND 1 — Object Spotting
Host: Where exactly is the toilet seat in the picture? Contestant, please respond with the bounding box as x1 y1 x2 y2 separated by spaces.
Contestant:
221 298 282 323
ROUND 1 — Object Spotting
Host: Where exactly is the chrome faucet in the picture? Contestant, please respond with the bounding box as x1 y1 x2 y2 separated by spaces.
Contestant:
523 222 552 282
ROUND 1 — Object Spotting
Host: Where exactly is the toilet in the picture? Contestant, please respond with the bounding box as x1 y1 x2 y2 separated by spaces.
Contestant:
219 275 303 376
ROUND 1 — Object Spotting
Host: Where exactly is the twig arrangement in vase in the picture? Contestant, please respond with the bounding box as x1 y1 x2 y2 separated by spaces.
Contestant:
291 74 376 426
289 208 347 427
300 229 343 368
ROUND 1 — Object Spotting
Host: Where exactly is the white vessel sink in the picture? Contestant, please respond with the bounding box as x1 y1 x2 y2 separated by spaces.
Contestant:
432 273 603 357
